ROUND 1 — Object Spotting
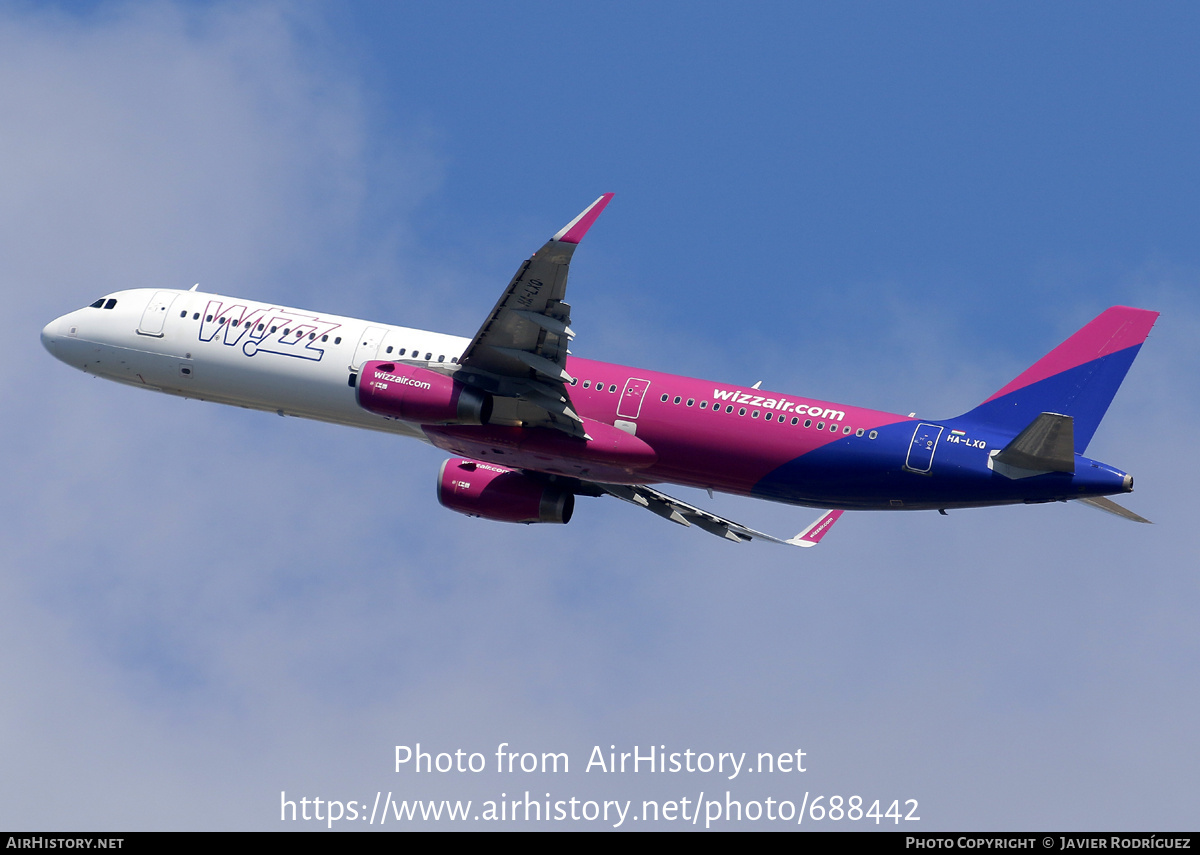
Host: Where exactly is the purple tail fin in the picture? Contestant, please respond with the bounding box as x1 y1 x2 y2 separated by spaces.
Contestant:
958 307 1159 453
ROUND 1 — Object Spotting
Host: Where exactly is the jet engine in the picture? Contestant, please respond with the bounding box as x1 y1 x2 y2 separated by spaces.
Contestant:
437 458 574 524
357 361 492 425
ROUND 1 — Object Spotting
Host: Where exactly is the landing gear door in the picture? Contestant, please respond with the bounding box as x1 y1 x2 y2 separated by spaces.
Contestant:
905 423 944 474
137 291 177 337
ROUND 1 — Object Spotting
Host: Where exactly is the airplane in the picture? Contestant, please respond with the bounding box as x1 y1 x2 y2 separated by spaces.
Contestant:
40 194 1157 547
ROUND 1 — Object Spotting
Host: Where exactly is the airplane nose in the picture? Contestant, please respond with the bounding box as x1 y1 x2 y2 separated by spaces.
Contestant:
41 319 60 356
41 315 74 362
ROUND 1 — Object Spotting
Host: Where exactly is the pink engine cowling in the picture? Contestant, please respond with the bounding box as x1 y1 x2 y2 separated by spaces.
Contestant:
437 458 574 524
356 361 492 425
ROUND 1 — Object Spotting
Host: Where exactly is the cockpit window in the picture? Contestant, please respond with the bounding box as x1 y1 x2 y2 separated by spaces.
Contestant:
104 299 117 309
90 298 105 308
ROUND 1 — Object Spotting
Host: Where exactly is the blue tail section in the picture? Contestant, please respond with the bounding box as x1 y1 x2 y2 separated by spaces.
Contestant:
955 307 1158 453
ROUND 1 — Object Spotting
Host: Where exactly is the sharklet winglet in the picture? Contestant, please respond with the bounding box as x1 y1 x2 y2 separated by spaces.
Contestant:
786 509 845 547
552 193 614 244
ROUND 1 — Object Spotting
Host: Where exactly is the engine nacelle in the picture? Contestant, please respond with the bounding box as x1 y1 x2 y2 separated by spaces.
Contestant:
437 458 574 524
357 361 492 425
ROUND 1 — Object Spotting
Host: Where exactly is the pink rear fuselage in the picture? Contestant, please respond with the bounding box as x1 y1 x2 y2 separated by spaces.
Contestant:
427 356 911 497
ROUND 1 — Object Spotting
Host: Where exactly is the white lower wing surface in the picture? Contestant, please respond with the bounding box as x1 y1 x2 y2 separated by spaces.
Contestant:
598 483 843 548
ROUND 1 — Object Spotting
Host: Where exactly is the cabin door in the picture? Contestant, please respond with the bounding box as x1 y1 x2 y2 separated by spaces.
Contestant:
351 326 388 369
137 291 177 337
617 378 651 420
905 423 944 474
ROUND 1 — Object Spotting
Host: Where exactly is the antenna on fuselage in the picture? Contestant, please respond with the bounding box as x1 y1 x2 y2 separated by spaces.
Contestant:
189 283 199 292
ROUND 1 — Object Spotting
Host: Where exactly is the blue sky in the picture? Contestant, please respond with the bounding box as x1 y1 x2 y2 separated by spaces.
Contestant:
4 1 1199 830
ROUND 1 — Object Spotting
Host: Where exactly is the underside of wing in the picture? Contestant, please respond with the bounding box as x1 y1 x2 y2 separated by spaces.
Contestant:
597 482 843 548
455 194 614 438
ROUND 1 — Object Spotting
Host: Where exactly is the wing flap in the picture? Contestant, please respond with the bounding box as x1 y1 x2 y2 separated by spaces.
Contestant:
490 346 575 384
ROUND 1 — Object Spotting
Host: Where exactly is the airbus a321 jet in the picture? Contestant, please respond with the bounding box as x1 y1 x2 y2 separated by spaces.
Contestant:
41 194 1157 547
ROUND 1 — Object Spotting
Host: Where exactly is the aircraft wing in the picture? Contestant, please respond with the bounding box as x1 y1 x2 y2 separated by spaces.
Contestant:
456 194 614 438
598 482 844 547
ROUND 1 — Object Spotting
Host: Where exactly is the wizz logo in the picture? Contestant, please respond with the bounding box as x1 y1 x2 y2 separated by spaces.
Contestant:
199 300 342 362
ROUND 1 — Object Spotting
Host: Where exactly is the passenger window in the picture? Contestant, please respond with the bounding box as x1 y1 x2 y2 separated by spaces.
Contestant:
804 419 812 428
179 310 186 318
869 430 878 440
699 401 707 409
438 355 445 362
661 394 669 402
335 337 342 344
609 384 617 392
673 396 681 404
765 413 773 421
425 352 431 360
791 417 799 425
386 346 393 353
194 313 200 320
686 398 694 407
843 426 852 434
856 428 864 437
738 408 746 416
726 405 734 413
817 422 824 430
751 410 759 418
584 381 591 389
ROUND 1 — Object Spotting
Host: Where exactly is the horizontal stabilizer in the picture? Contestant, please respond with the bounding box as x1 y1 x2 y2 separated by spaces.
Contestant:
1077 496 1152 524
993 412 1075 474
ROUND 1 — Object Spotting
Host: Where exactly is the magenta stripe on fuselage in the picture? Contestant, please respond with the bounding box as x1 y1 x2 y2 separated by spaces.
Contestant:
980 306 1158 404
564 356 910 494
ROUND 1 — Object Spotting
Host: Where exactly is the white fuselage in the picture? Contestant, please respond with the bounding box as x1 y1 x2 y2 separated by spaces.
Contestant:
41 287 461 442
